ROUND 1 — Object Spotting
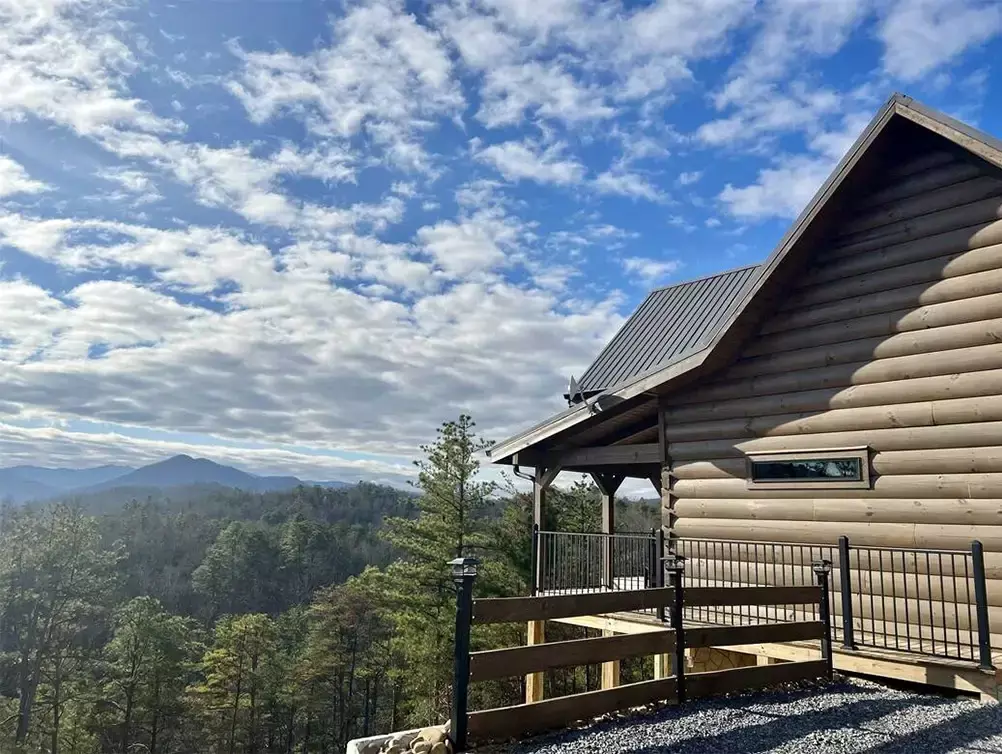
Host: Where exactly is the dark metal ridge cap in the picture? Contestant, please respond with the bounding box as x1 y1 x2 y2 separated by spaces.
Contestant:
488 93 1002 464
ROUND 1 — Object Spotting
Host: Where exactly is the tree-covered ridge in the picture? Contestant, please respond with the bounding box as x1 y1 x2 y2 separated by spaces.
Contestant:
0 416 657 753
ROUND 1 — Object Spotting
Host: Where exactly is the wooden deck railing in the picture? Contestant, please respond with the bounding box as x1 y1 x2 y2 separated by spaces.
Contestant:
448 560 834 750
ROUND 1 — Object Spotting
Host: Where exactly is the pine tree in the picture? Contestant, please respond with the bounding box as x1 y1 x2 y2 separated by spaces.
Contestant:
381 415 496 724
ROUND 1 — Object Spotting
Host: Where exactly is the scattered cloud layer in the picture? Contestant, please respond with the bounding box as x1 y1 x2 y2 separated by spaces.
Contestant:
0 0 1000 482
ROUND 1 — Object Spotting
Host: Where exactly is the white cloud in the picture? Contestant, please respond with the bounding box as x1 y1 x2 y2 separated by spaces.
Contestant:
622 256 683 284
0 0 181 137
594 170 667 202
475 139 585 185
416 210 522 277
677 170 702 186
227 0 463 170
477 61 615 127
718 153 833 219
879 0 1002 81
0 155 47 197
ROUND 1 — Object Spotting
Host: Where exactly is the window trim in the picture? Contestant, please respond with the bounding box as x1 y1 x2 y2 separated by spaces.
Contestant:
745 447 871 490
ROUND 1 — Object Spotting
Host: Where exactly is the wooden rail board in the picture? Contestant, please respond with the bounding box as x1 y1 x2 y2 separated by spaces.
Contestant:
472 588 675 624
467 677 678 741
470 630 676 682
686 659 830 699
685 585 821 607
686 621 824 649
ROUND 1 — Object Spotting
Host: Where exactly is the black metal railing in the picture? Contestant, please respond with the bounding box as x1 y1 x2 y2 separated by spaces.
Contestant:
531 529 992 666
676 537 837 630
533 527 664 618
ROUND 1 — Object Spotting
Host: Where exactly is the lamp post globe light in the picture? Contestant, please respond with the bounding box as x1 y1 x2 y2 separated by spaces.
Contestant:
449 556 479 584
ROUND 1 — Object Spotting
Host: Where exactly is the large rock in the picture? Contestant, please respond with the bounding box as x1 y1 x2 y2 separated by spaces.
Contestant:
416 727 448 746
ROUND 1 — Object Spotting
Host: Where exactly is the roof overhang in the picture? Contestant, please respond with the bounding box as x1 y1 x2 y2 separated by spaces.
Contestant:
488 93 1002 467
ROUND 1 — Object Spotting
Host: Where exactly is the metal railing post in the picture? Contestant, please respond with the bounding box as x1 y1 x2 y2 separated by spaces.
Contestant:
971 540 994 671
813 559 834 680
530 524 539 596
657 528 666 623
449 558 478 752
838 536 856 649
666 554 686 703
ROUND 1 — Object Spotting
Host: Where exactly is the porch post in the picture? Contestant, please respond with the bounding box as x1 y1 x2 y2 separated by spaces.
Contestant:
592 473 624 590
527 465 559 704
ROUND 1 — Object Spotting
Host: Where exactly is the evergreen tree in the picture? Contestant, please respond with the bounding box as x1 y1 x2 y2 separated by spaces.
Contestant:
381 415 496 723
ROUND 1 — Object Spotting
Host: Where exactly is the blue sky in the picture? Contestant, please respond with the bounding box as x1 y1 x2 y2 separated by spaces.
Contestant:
1 0 1001 487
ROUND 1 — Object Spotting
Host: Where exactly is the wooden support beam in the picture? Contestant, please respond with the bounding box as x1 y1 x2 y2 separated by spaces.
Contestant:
472 588 675 624
548 443 659 467
685 621 824 649
686 659 829 699
601 630 621 690
592 473 623 589
472 630 675 682
468 677 678 742
525 620 544 704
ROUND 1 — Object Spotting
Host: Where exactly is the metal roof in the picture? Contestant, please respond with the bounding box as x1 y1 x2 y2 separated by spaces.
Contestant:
574 264 761 396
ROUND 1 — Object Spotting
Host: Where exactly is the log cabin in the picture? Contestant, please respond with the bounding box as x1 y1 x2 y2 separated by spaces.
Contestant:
488 93 1002 699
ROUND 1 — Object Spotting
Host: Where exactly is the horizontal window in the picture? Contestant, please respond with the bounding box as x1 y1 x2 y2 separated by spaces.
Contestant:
745 448 871 490
751 457 862 483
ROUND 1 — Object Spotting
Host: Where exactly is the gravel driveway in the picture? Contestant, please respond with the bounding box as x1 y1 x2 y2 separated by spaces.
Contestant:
499 678 1002 753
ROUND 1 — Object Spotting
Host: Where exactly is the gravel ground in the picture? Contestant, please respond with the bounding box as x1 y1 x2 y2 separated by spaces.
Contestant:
497 678 1002 753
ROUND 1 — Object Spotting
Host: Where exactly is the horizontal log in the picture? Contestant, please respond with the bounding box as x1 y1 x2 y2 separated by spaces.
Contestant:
814 217 1002 284
841 176 1002 237
689 342 1002 406
675 448 1002 480
860 161 983 210
685 621 824 648
469 631 675 682
761 279 1002 339
672 458 747 480
673 496 1002 525
883 151 957 181
675 473 1002 500
686 660 829 699
874 447 1002 475
664 394 1002 444
665 370 1002 425
551 443 659 467
791 242 1002 310
683 558 1002 606
675 538 1002 578
669 420 1002 462
467 677 678 741
673 519 1002 551
685 585 821 607
831 195 1002 257
472 588 674 624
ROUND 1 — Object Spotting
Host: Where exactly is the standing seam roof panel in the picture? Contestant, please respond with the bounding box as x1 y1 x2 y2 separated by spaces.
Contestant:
577 265 761 394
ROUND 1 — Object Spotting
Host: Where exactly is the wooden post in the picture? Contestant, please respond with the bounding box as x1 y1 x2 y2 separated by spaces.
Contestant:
525 620 545 703
653 653 672 679
601 629 620 689
592 474 624 590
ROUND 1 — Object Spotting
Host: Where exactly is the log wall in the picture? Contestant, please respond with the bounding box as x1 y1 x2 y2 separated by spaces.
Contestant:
660 146 1002 652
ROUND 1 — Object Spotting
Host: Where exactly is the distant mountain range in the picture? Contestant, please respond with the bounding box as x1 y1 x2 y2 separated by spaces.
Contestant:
0 454 350 504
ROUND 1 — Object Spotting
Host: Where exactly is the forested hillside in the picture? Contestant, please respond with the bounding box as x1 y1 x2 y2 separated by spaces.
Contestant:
0 416 657 753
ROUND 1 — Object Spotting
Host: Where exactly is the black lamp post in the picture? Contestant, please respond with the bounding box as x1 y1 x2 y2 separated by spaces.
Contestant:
449 557 478 752
812 559 834 679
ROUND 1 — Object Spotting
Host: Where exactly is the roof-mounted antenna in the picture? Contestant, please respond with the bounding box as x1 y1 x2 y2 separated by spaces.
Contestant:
567 375 586 406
